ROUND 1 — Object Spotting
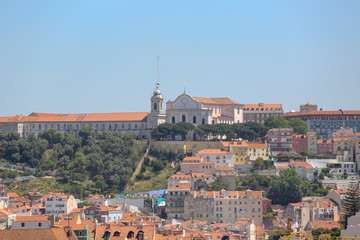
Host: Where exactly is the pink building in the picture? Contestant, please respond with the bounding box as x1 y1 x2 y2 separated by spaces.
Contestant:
88 194 105 206
181 161 215 175
12 216 50 229
317 139 334 157
292 134 307 154
266 128 295 154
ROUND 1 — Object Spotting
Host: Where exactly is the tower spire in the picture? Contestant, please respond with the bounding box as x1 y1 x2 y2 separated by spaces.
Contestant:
157 56 159 87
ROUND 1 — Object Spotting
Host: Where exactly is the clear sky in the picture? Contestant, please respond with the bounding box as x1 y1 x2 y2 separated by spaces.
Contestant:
0 0 359 116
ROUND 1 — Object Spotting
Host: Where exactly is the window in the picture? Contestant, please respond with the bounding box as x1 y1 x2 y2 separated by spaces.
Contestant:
172 116 175 124
193 116 197 124
127 231 135 238
154 103 157 110
22 223 25 227
114 231 120 237
202 118 205 124
182 115 186 122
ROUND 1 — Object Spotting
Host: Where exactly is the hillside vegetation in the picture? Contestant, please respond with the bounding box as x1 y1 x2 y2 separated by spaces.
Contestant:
0 127 148 195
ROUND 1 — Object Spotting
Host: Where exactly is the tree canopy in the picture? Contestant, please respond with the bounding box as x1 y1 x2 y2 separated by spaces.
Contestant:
0 128 147 195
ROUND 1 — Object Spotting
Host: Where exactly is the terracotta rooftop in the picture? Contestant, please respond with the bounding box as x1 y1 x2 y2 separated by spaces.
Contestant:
0 112 150 123
291 161 314 169
243 104 283 111
15 216 50 222
192 97 242 106
283 110 360 117
197 149 233 154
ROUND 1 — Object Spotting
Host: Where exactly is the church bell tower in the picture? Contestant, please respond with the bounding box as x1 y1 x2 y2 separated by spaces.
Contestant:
147 83 166 132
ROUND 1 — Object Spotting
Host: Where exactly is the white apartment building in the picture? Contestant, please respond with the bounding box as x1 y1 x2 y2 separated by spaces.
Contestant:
44 193 77 220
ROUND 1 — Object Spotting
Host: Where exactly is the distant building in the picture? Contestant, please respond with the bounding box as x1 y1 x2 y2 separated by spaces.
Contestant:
184 189 264 225
0 84 166 139
12 216 50 229
266 128 295 154
282 109 360 139
43 193 77 220
196 149 234 167
166 93 243 128
243 103 283 123
300 103 318 112
88 194 105 206
165 183 191 220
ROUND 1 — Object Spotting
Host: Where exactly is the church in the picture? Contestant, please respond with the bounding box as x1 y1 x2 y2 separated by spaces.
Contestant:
0 85 243 139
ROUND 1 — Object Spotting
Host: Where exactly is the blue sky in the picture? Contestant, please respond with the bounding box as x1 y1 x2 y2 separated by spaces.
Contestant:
0 1 359 116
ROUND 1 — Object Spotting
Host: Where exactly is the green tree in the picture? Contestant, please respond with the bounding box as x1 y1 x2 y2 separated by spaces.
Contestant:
343 184 360 228
79 126 93 144
252 157 265 172
264 116 279 129
267 169 303 205
289 118 308 135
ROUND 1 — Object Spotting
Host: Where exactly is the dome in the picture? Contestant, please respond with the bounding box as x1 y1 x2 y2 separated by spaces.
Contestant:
153 83 161 96
153 89 161 96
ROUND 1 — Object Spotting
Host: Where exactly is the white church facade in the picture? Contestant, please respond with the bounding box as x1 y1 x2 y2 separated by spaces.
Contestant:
0 85 243 139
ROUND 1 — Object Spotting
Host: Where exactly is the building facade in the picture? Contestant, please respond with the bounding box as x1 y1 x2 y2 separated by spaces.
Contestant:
243 103 283 123
184 189 264 225
282 110 360 139
0 84 166 139
166 93 243 126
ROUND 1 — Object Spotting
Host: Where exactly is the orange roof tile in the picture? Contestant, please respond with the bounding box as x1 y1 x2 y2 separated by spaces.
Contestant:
169 183 191 190
0 209 15 216
197 149 233 154
247 142 268 148
181 161 214 165
183 156 202 161
291 161 314 169
15 216 50 222
8 192 20 198
243 104 282 110
192 97 242 106
2 112 150 123
312 221 340 229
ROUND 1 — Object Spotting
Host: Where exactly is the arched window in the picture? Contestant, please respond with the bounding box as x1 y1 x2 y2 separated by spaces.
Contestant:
193 116 197 124
114 231 120 236
172 116 175 124
202 119 205 124
135 123 137 129
154 103 157 110
57 124 60 131
137 230 144 240
39 124 41 130
109 124 111 130
104 231 111 238
182 115 186 122
45 124 47 130
127 231 135 239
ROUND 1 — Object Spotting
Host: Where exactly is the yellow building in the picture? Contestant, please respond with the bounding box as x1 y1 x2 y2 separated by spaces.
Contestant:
247 142 270 161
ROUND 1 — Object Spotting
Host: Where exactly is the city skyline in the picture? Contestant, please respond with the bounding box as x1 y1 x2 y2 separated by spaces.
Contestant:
1 1 360 116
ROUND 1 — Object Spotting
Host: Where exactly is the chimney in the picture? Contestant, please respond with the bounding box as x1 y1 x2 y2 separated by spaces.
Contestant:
320 108 323 111
50 215 55 227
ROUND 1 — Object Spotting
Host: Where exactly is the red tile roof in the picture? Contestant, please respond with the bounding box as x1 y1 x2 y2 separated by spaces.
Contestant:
192 97 242 106
15 216 50 222
243 104 282 110
1 112 150 123
197 149 233 154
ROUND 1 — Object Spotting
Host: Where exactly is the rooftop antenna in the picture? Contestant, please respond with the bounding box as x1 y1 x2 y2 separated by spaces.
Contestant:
157 56 159 87
184 87 186 94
